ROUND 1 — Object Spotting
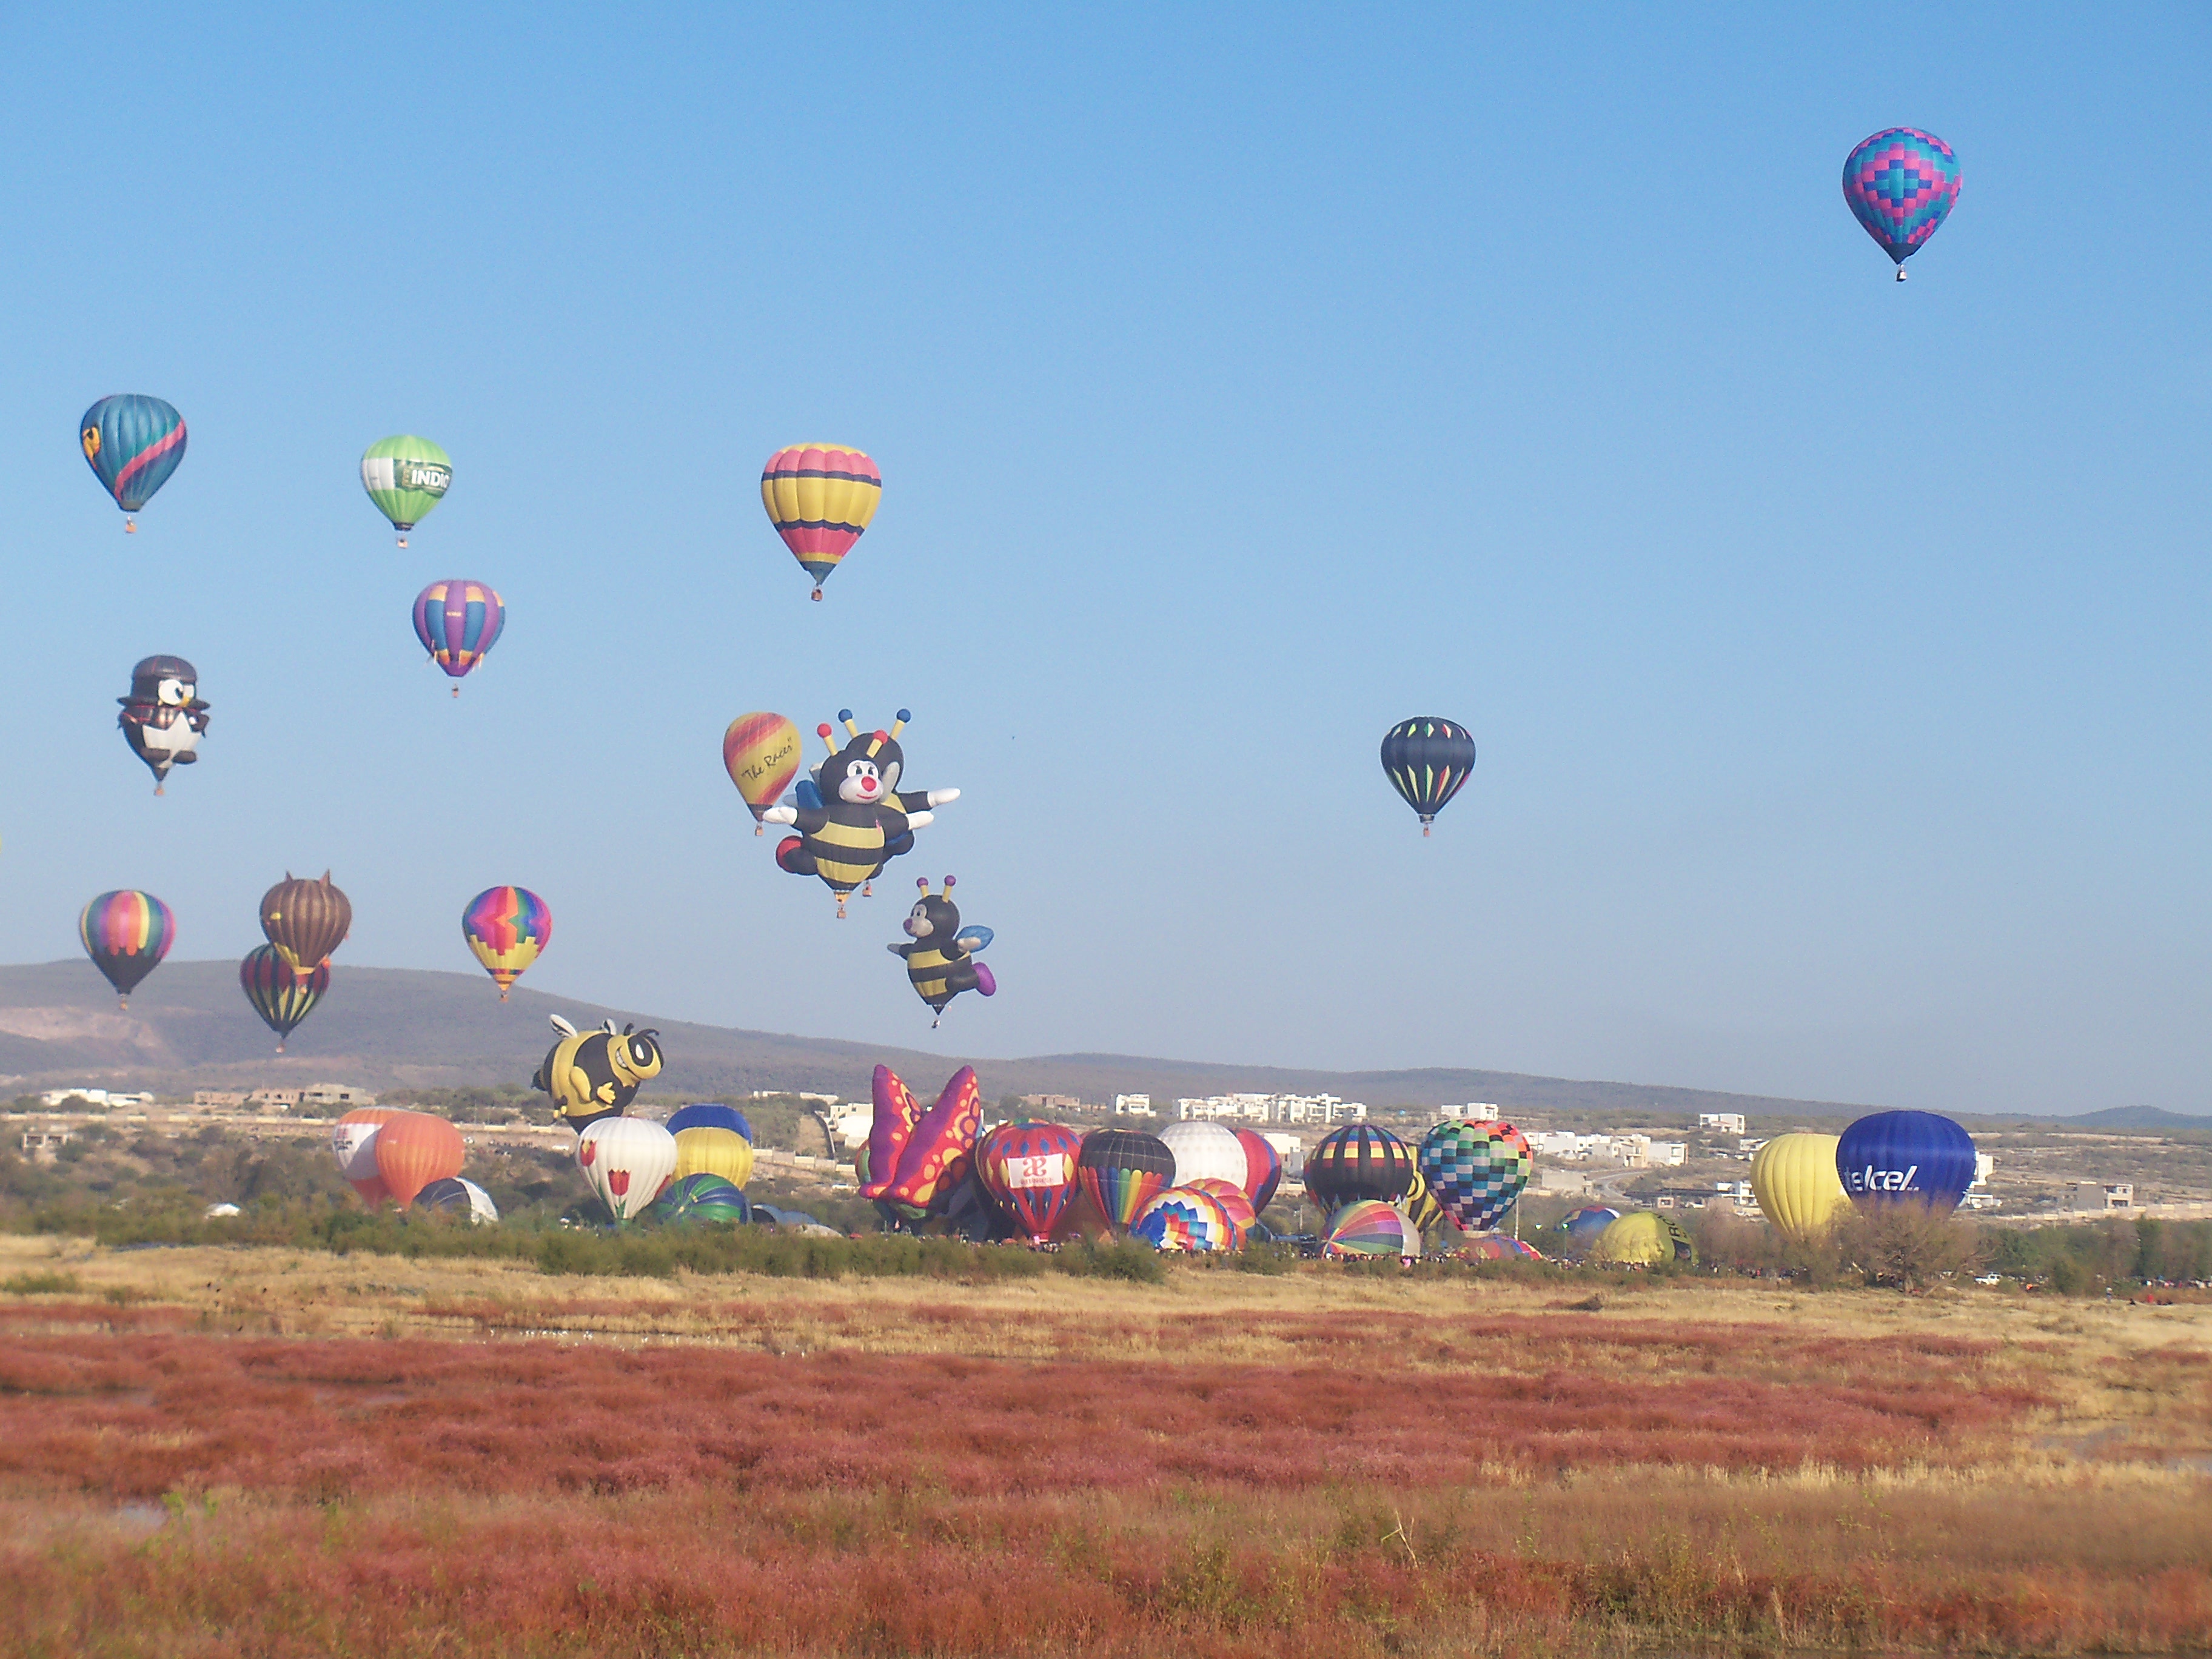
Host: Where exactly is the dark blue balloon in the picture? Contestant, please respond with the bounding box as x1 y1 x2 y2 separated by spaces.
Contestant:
666 1102 752 1141
79 395 187 514
1835 1111 1977 1215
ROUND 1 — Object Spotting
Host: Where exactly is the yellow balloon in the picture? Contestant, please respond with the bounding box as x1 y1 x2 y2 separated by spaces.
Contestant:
1750 1133 1849 1243
1590 1210 1693 1266
674 1125 754 1190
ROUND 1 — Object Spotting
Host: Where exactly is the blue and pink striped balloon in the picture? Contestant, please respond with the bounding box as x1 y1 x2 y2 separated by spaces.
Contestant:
1842 129 1960 276
79 395 187 525
412 580 505 691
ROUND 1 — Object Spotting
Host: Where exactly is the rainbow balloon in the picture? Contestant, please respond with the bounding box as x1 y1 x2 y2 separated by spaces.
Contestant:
79 890 175 1007
461 886 551 999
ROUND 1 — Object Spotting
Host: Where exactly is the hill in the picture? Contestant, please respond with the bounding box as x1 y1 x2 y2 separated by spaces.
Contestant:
2060 1105 2212 1132
0 959 1908 1124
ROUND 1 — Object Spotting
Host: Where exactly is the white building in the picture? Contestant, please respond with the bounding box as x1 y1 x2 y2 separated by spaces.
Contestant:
298 1084 374 1110
1433 1103 1500 1123
1523 1131 1683 1168
1698 1112 1747 1136
1176 1093 1366 1125
1112 1094 1154 1117
2064 1181 2133 1212
37 1088 155 1110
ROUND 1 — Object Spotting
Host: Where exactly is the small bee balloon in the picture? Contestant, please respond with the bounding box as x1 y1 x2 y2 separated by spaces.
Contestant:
117 655 210 793
889 875 996 1027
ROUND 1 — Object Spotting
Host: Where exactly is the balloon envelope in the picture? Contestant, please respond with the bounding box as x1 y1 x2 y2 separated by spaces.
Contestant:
1592 1212 1694 1267
331 1107 403 1206
1322 1199 1413 1259
462 886 551 999
260 873 350 972
674 1124 755 1190
413 580 505 682
655 1172 751 1225
81 395 186 514
374 1113 465 1210
1380 717 1476 830
414 1176 498 1224
1132 1187 1236 1253
760 444 882 593
723 712 803 821
1416 1119 1532 1236
79 891 175 1004
1557 1205 1620 1253
1076 1129 1175 1235
238 944 329 1050
1456 1234 1543 1262
1182 1177 1256 1244
1158 1122 1249 1191
1836 1111 1977 1216
1232 1127 1282 1213
1304 1125 1415 1213
1842 128 1960 266
1751 1133 1849 1242
361 435 452 533
577 1118 677 1224
668 1103 752 1141
976 1120 1084 1244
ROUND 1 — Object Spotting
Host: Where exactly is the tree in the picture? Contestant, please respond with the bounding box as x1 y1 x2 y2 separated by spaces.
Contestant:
1837 1207 1984 1293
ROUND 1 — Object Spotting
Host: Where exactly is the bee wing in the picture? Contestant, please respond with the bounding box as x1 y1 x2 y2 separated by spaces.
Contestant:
956 926 993 953
549 1016 579 1038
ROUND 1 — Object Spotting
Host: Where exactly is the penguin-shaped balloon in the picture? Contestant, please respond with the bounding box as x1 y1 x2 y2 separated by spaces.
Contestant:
117 655 210 794
888 876 996 1027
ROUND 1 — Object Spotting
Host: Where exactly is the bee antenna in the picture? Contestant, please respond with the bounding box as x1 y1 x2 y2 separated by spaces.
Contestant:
943 874 955 890
817 723 838 756
888 709 909 740
839 709 860 739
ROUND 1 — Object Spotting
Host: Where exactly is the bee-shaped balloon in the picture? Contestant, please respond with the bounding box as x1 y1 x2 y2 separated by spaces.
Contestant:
888 876 996 1027
116 654 210 794
531 1015 664 1131
762 709 959 917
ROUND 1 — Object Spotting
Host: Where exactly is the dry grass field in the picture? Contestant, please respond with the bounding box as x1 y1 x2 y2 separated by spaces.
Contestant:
2 1233 2208 1658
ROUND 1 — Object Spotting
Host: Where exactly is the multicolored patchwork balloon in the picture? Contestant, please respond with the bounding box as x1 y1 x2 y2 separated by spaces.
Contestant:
656 1172 752 1225
1303 1125 1415 1215
1132 1187 1235 1253
239 943 329 1051
976 1119 1084 1244
760 443 882 600
1182 1177 1256 1245
80 395 186 526
413 580 505 692
1842 129 1960 279
1416 1119 1532 1236
1076 1128 1175 1235
462 886 551 1000
1321 1199 1413 1259
79 890 174 1007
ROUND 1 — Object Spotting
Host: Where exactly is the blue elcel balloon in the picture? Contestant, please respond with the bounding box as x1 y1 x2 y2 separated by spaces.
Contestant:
666 1102 753 1142
80 395 187 517
1835 1111 1976 1215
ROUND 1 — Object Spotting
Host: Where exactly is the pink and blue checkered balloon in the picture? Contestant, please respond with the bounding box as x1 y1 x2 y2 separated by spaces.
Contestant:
1842 129 1960 273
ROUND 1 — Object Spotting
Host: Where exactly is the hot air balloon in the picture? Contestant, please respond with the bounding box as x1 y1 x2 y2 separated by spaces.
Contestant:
414 1176 499 1224
80 395 186 528
79 891 173 1007
1182 1177 1257 1245
723 712 803 834
116 655 210 793
1132 1187 1235 1253
361 435 452 546
1381 717 1476 835
976 1120 1084 1244
412 580 504 694
1233 1127 1282 1213
1416 1119 1532 1236
1591 1211 1694 1267
532 1018 663 1131
674 1121 755 1190
1076 1128 1175 1236
1556 1205 1620 1255
578 1117 677 1224
1456 1234 1543 1263
668 1102 753 1142
1751 1133 1851 1242
655 1173 752 1225
461 886 550 999
1842 129 1960 280
372 1112 465 1211
332 1107 403 1207
760 444 881 599
1158 1122 1250 1191
1400 1167 1446 1236
1322 1199 1415 1259
1835 1111 1977 1216
260 873 351 973
239 943 329 1052
859 1066 982 1213
1304 1125 1415 1215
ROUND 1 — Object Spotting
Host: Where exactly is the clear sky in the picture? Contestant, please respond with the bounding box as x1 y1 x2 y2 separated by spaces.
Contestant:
0 4 2205 1114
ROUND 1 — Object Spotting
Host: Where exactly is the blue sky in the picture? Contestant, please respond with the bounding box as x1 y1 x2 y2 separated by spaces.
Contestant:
0 5 2205 1113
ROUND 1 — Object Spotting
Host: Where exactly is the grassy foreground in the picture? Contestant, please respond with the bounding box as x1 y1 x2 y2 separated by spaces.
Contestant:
2 1235 2208 1657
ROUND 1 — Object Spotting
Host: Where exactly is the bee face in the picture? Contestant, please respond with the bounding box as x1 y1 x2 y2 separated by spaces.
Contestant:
156 677 192 707
904 901 934 939
611 1031 663 1084
837 759 882 804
